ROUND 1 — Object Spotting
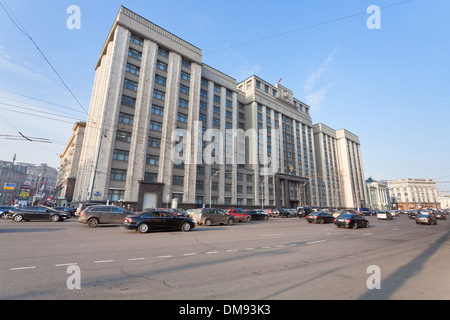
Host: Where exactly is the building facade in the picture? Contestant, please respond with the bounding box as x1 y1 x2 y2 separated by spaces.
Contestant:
365 177 391 210
387 178 442 210
71 6 366 210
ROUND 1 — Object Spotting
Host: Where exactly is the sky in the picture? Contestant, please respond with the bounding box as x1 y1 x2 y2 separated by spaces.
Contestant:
0 0 449 191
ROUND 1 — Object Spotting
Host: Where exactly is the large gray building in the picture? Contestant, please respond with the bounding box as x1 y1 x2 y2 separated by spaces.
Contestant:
71 6 366 210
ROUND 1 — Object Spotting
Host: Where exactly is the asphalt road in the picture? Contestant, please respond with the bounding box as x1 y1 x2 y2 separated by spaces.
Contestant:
1 213 449 300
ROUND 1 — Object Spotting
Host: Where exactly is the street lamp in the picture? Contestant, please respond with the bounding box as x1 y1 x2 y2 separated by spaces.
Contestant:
210 170 219 208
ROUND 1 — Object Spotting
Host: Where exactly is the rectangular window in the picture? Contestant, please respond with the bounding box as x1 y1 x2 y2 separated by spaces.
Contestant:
177 112 188 123
200 89 208 98
128 48 142 60
126 63 140 76
178 98 189 109
213 106 220 115
108 189 125 202
124 79 138 92
156 61 168 72
113 150 129 161
199 113 207 122
151 105 164 116
200 101 207 110
180 84 190 95
155 75 166 86
158 48 169 57
181 60 191 68
148 137 161 148
149 120 162 132
153 89 165 101
144 173 157 183
181 71 190 81
116 131 131 143
173 175 184 186
118 112 134 125
214 95 220 103
121 95 136 108
146 154 159 166
110 169 127 181
130 34 144 46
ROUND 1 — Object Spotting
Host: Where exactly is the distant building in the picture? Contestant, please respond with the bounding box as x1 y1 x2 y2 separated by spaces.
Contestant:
54 122 86 206
387 178 442 210
26 163 58 203
365 177 391 210
0 160 27 205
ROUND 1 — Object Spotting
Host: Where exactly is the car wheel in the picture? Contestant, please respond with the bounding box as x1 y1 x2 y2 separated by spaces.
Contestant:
14 215 23 222
245 217 251 223
227 218 234 226
87 218 99 228
181 222 191 232
138 223 149 234
352 222 358 229
1 213 7 220
204 219 212 226
365 221 369 228
50 215 60 222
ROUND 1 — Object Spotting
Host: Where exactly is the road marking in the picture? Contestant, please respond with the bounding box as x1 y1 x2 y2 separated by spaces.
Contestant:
55 263 78 267
261 233 282 237
392 228 399 231
306 240 326 245
157 255 173 259
226 249 238 252
206 251 219 254
261 246 272 249
245 247 255 250
128 258 145 261
94 260 114 264
9 266 36 271
183 253 197 256
362 233 373 236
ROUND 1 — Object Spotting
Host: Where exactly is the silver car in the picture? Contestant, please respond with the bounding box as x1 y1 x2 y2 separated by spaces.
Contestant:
78 205 134 228
197 208 235 226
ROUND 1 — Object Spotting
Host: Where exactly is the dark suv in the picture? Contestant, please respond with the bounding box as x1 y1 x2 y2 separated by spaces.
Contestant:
78 205 134 228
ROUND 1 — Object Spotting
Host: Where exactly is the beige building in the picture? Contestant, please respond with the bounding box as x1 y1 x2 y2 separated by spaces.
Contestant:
387 178 442 210
55 122 86 205
313 123 367 209
71 6 366 210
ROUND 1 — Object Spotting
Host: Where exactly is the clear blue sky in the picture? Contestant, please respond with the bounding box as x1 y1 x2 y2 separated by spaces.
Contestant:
0 0 449 191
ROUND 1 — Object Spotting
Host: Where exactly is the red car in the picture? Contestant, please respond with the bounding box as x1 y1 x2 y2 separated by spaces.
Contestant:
224 209 251 223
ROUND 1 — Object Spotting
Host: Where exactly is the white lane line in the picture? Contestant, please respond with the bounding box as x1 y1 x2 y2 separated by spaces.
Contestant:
392 228 399 231
245 247 256 251
183 253 197 256
226 249 238 252
128 258 145 261
94 260 114 264
261 246 272 249
206 251 219 254
261 233 282 237
306 240 326 245
362 233 373 236
55 263 78 267
9 266 36 271
157 255 173 259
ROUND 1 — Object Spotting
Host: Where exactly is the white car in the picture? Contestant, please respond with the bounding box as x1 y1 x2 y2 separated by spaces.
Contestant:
377 211 393 220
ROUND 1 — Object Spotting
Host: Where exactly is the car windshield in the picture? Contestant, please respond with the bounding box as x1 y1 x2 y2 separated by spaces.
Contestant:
338 214 353 219
417 214 428 218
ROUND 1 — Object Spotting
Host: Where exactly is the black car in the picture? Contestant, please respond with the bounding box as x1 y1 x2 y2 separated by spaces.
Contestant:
123 210 195 234
0 206 15 219
10 206 71 222
53 206 76 217
297 206 314 218
334 213 369 229
245 209 270 221
415 214 438 225
306 211 335 224
434 212 447 220
272 207 291 218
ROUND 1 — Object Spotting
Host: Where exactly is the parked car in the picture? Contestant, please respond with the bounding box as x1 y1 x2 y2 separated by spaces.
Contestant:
0 206 15 219
10 206 71 222
156 208 186 217
224 209 251 223
78 205 134 228
245 209 270 221
197 208 235 226
334 213 369 229
53 206 76 217
297 206 314 218
415 214 437 225
377 211 393 220
435 212 447 220
123 210 195 233
408 210 419 219
306 211 335 224
271 207 291 218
